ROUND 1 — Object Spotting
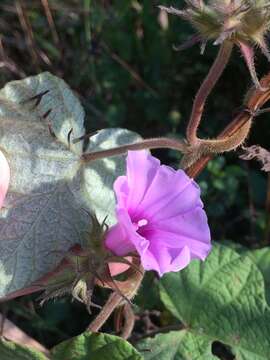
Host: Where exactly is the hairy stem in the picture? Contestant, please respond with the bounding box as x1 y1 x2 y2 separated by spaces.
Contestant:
88 259 144 333
88 292 123 332
181 117 252 169
186 41 234 144
119 303 135 340
187 72 270 177
82 137 186 162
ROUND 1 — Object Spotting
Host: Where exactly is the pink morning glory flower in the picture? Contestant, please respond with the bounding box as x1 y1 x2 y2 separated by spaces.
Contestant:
0 150 10 208
105 150 211 276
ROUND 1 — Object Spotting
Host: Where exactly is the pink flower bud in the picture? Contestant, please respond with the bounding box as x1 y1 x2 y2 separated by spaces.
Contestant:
0 150 10 208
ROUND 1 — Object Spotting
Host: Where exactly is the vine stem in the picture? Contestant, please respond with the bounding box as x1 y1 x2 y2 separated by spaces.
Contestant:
82 137 186 162
119 303 136 340
186 40 234 145
88 259 144 333
187 72 270 178
87 292 123 332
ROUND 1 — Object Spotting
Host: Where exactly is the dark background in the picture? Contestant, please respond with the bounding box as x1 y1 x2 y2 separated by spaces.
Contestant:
0 0 269 350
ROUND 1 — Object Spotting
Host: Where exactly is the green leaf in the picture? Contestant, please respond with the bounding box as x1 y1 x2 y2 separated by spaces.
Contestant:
224 243 270 305
0 73 141 297
247 247 270 305
137 330 218 360
51 332 143 360
135 272 161 310
0 338 47 360
159 243 270 360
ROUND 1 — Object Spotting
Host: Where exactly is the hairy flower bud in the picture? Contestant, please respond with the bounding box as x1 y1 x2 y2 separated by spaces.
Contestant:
38 214 141 312
160 1 270 88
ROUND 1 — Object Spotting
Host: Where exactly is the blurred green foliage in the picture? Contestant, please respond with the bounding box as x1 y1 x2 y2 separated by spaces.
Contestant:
0 0 270 352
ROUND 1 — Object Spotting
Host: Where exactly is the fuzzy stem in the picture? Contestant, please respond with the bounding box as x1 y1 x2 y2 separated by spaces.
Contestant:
88 259 144 333
186 41 234 144
82 137 186 162
187 72 270 177
120 303 136 340
181 117 252 169
186 114 253 177
88 292 123 332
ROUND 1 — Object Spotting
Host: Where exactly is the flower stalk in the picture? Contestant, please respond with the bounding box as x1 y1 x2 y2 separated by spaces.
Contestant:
88 257 144 332
87 292 123 332
82 137 186 163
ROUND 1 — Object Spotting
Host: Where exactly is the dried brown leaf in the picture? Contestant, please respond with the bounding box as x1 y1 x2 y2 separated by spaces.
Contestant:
240 145 270 171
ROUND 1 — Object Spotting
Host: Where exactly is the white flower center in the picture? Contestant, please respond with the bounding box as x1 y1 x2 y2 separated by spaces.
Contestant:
137 219 148 227
133 218 148 232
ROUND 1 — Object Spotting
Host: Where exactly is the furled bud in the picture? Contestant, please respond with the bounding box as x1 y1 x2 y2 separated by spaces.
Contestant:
160 1 270 88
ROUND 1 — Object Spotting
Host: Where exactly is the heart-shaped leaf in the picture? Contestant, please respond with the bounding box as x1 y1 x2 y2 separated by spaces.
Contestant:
0 73 140 297
159 243 270 360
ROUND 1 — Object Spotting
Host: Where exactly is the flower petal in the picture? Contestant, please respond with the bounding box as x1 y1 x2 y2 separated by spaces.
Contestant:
154 206 211 248
142 243 191 276
168 246 191 271
135 166 201 220
114 176 129 208
0 150 10 208
126 151 160 211
143 226 211 261
105 208 147 256
105 221 135 257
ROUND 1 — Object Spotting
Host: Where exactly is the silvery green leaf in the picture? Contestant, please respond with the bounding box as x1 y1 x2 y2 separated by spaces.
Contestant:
0 72 85 154
82 128 141 226
0 73 141 297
